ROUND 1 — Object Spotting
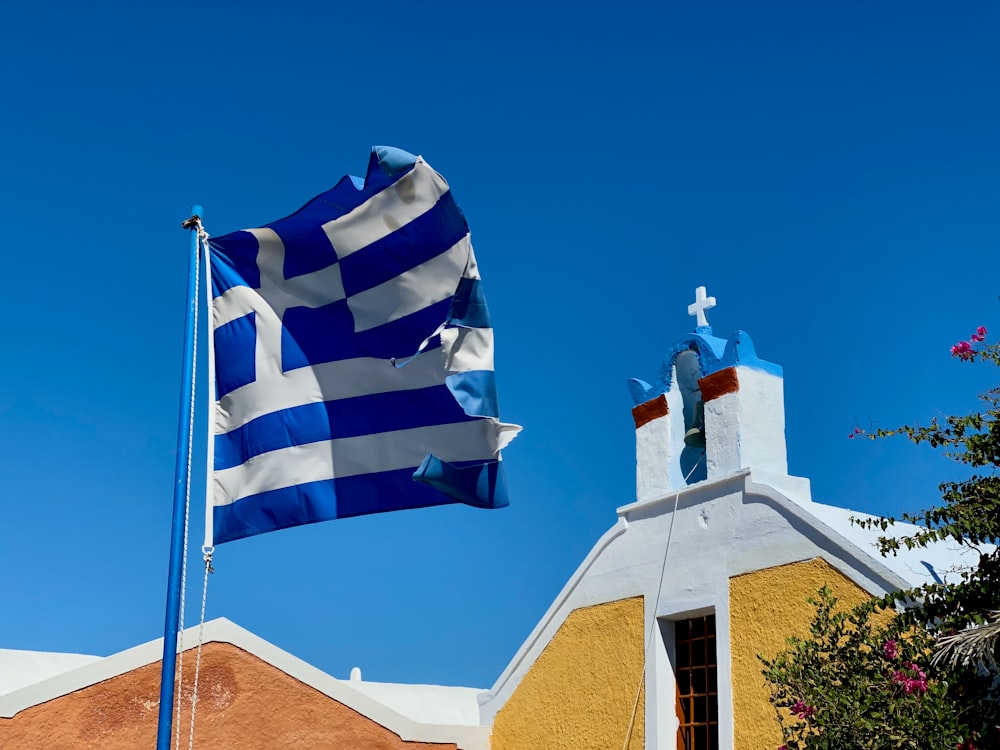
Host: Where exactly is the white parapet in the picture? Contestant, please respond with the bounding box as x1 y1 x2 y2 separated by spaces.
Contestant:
702 365 787 480
633 394 672 503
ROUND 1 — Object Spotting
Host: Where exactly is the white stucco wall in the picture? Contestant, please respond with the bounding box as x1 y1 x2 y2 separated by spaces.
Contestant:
733 368 788 476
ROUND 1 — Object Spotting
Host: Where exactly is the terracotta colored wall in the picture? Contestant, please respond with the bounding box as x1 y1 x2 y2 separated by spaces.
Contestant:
490 597 644 750
728 558 880 750
0 643 458 750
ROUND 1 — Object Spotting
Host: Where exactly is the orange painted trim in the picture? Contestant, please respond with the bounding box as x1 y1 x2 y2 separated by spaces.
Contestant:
632 394 668 428
699 367 739 402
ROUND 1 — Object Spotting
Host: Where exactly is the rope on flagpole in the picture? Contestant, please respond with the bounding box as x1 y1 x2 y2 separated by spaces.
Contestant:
180 225 214 750
201 219 217 553
169 218 213 750
186 545 214 750
620 454 704 750
172 216 205 750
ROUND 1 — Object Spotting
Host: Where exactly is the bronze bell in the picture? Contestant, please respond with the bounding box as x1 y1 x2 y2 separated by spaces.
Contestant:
684 400 706 448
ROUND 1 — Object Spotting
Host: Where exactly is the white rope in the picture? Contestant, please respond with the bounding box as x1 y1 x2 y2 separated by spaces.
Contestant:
173 218 204 750
621 455 704 750
202 223 217 552
180 226 215 750
187 547 214 750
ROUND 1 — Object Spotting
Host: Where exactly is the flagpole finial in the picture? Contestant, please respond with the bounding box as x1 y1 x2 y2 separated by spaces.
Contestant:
182 205 204 230
688 285 717 333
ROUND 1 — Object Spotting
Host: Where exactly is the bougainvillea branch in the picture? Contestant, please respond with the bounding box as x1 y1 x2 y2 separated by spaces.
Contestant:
763 325 1000 749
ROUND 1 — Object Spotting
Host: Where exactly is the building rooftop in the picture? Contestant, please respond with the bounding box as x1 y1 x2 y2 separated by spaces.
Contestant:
0 648 101 696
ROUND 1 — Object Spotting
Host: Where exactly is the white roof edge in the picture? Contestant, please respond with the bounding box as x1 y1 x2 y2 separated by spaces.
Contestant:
0 647 100 659
628 467 927 594
480 516 629 713
0 618 488 750
0 650 102 696
803 499 989 588
742 474 916 594
615 470 750 516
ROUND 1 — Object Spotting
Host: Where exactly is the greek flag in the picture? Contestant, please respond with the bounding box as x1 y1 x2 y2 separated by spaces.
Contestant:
208 146 520 544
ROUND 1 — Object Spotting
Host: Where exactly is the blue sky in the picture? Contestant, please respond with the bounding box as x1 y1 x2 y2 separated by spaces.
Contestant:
1 1 997 689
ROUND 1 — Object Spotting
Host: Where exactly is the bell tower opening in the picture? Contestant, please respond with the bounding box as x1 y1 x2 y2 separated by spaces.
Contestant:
675 349 707 484
630 285 806 501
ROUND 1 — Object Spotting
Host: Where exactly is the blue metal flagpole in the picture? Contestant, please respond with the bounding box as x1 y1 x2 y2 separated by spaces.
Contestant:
155 205 203 750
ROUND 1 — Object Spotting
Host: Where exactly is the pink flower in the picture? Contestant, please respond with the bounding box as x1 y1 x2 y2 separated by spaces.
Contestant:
848 427 863 440
791 699 815 718
977 325 987 337
951 341 974 359
892 662 928 694
883 639 899 659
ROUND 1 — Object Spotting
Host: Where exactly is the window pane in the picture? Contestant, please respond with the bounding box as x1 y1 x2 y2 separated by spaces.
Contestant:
708 698 718 722
691 639 705 667
691 617 705 638
692 668 706 694
676 668 691 696
710 723 719 749
678 726 693 750
694 725 708 748
678 696 692 722
675 619 690 640
676 641 690 668
694 695 707 723
708 666 718 693
706 615 716 636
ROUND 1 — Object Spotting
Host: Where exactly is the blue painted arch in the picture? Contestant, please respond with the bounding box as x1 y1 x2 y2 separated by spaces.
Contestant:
627 329 783 406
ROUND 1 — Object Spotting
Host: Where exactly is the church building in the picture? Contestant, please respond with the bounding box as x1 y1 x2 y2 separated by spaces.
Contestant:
479 288 973 749
0 289 976 749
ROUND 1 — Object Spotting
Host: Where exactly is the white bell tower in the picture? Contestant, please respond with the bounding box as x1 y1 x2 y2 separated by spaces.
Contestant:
628 287 809 503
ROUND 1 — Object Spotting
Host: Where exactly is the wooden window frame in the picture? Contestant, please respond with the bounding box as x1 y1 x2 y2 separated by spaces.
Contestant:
674 614 719 750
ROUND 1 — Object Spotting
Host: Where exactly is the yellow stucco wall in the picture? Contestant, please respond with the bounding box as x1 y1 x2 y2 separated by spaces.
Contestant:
491 597 645 750
729 558 876 750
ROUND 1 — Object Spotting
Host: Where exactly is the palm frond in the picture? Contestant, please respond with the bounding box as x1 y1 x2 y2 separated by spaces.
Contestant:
932 614 1000 671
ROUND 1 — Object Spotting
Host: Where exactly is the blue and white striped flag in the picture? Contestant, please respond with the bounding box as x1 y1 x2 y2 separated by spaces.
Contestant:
208 146 520 544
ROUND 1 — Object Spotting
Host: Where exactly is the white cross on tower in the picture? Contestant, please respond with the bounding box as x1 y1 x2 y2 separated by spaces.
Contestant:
687 285 717 329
